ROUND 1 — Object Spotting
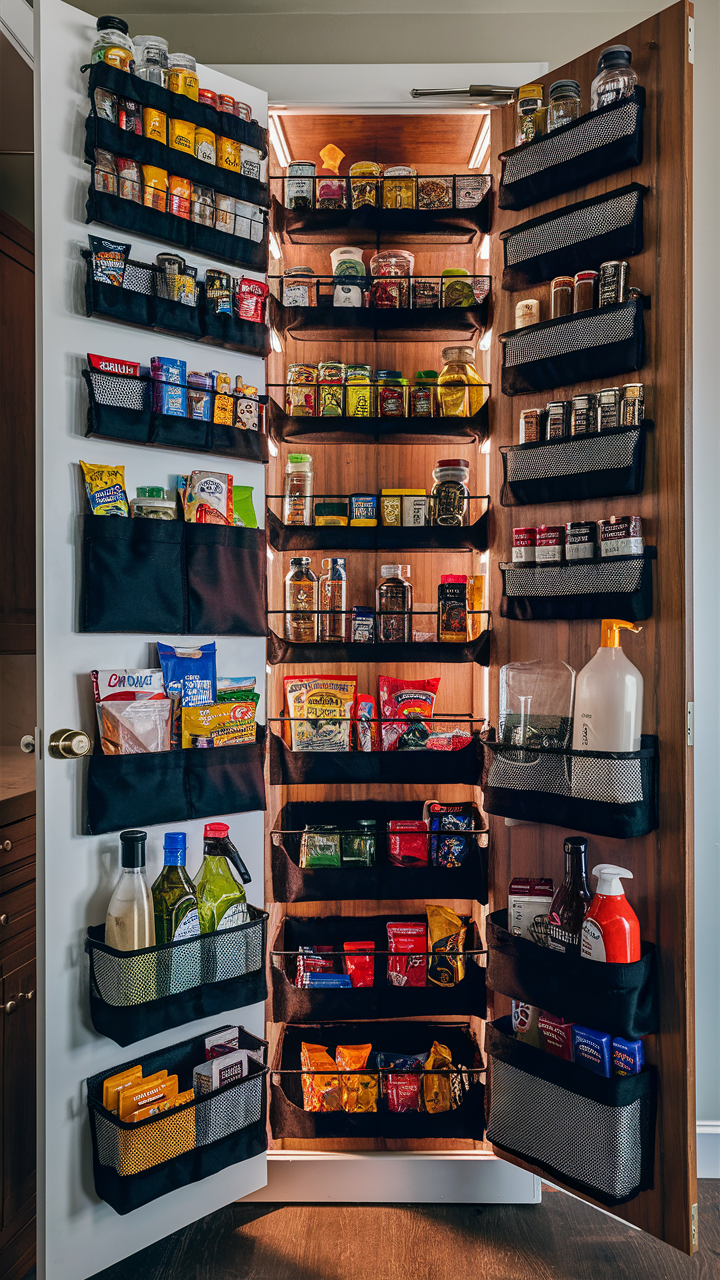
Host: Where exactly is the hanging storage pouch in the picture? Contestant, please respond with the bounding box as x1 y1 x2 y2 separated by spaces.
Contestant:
271 801 489 905
485 911 658 1039
485 1018 656 1207
499 547 655 622
498 89 645 212
268 728 484 787
86 907 268 1047
481 734 658 839
86 730 266 835
500 298 645 396
501 184 645 291
501 422 652 507
86 1024 268 1215
266 628 491 667
270 1020 485 1141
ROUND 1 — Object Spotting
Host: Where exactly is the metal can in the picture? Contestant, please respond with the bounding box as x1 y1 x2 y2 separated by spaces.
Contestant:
598 260 629 307
512 527 537 563
565 521 597 561
621 383 645 426
536 525 565 563
570 393 599 436
285 161 315 210
598 387 621 431
546 400 570 439
519 408 542 443
598 515 644 558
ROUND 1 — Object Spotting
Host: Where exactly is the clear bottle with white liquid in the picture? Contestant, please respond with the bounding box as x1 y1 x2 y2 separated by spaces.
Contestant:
105 829 156 951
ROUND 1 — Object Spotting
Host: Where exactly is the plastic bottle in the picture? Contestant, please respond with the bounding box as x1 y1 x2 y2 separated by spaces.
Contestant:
319 557 348 642
193 823 251 933
590 45 638 111
151 831 200 944
105 829 156 951
581 865 640 962
572 619 643 752
90 15 134 69
283 453 314 525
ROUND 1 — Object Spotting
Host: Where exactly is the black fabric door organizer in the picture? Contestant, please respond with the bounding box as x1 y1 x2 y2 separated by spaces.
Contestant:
80 515 267 636
499 548 655 622
501 184 645 291
485 911 658 1040
500 422 652 507
265 503 489 553
481 734 658 839
86 729 266 835
270 914 486 1023
500 298 646 397
266 627 491 667
271 801 489 905
498 89 645 212
270 1020 485 1140
485 1018 656 1207
268 395 490 445
82 363 269 464
86 907 268 1047
87 1024 268 1214
269 728 484 787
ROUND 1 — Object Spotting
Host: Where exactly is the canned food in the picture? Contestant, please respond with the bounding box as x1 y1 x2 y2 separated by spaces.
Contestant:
598 387 621 431
565 521 597 561
621 383 645 426
536 525 564 563
598 515 644 558
512 527 537 563
571 392 598 436
599 260 629 307
519 408 542 443
546 400 570 440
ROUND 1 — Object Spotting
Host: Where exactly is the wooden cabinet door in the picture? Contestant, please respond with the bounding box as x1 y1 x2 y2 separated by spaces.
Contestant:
1 944 36 1230
487 1 695 1254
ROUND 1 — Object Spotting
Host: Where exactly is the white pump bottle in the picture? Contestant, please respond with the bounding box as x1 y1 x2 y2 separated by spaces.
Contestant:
572 619 643 752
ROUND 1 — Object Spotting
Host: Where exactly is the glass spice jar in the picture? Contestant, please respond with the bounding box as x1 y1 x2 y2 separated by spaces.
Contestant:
285 363 318 417
547 79 582 131
284 556 318 642
345 365 373 417
437 346 488 418
318 361 346 417
283 452 314 525
411 371 438 417
285 161 315 210
573 270 598 312
376 371 408 418
370 250 414 309
341 819 376 865
590 45 638 111
382 165 417 209
349 160 381 208
376 564 412 642
316 173 348 209
429 458 470 527
551 276 574 318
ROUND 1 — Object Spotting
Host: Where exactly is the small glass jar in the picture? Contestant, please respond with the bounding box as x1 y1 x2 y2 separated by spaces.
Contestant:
590 45 638 111
284 557 318 643
285 162 315 210
516 83 546 145
130 487 176 520
133 36 168 83
283 452 314 525
376 564 412 643
318 361 346 417
411 371 438 417
547 79 581 131
342 819 376 865
382 165 417 209
573 270 598 312
437 346 488 418
551 276 574 318
349 160 381 208
91 15 134 69
370 249 414 309
376 371 408 418
429 458 470 527
345 365 373 417
299 825 341 868
166 53 199 101
283 267 317 308
316 174 348 209
285 364 318 417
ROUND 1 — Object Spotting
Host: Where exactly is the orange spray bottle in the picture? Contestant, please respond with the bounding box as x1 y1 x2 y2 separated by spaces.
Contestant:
580 864 640 963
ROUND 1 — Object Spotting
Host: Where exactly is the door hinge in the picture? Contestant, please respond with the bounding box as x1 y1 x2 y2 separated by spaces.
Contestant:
688 16 694 63
691 1201 698 1251
687 702 694 747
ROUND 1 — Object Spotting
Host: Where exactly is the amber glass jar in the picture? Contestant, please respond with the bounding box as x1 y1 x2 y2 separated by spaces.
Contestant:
437 346 488 418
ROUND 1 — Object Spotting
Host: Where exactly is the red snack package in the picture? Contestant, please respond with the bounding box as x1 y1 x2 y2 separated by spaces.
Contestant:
88 353 141 376
237 277 269 323
377 1051 428 1113
386 921 427 987
388 819 428 867
343 940 375 988
379 676 440 751
355 694 379 751
538 1011 575 1061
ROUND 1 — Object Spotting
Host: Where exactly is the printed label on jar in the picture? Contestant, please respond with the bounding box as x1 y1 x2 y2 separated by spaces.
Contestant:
512 544 536 563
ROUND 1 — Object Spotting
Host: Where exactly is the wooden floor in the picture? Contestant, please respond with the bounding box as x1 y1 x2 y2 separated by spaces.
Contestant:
83 1181 718 1280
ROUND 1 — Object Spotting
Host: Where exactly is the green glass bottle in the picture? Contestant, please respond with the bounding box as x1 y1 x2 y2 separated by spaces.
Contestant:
194 822 252 933
152 831 200 944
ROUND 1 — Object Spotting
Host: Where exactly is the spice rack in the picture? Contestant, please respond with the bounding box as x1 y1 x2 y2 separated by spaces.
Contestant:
268 288 490 342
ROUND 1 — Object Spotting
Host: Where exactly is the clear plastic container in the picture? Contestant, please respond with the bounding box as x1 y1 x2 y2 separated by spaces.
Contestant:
133 35 168 83
590 45 638 111
319 557 348 642
437 346 488 418
167 53 199 101
498 659 576 749
283 452 314 525
547 79 581 131
91 15 134 69
429 458 470 527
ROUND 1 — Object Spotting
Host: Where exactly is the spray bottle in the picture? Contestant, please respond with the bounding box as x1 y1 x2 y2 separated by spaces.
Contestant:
581 864 640 963
572 619 643 752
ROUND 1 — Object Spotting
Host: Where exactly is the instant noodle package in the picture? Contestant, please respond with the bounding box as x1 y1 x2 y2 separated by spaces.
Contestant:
283 675 357 751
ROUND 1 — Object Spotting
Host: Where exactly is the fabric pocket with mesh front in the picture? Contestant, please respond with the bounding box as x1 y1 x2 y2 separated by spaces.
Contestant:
485 1018 656 1206
499 548 655 622
500 299 645 397
501 423 651 506
86 908 268 1047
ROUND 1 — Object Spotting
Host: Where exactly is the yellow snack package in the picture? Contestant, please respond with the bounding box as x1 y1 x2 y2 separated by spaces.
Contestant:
117 1073 177 1121
130 1087 195 1122
336 1043 378 1113
103 1064 142 1114
427 904 467 986
80 460 130 516
283 675 357 752
182 699 257 748
300 1043 342 1112
119 1087 195 1175
422 1040 454 1114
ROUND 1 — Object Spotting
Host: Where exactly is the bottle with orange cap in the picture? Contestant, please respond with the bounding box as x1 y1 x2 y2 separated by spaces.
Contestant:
572 619 644 752
193 822 251 933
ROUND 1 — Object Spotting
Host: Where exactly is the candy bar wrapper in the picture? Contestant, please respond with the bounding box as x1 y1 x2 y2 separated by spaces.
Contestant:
89 235 129 286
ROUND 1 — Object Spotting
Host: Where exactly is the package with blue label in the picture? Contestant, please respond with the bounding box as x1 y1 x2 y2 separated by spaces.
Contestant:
422 800 480 868
571 1025 612 1077
151 356 187 417
187 370 213 421
158 641 217 749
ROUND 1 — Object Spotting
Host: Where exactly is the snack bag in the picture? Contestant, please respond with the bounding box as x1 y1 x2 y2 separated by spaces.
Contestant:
92 668 171 754
181 700 257 748
422 1041 454 1114
387 819 429 867
427 905 467 986
343 941 375 988
283 675 357 751
80 460 130 516
378 676 440 751
355 694 379 752
386 921 427 987
423 801 479 868
377 1052 428 1113
232 485 258 527
216 676 256 702
336 1044 378 1114
158 642 217 748
295 946 335 988
89 235 129 286
92 669 166 701
300 1043 341 1112
183 471 233 524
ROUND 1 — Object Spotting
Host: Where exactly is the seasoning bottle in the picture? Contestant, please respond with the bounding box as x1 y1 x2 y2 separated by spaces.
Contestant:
133 35 168 83
152 831 200 945
546 836 593 954
282 453 314 527
573 270 598 312
547 80 582 130
411 371 438 417
105 830 156 952
193 822 251 933
349 160 381 208
382 165 417 209
515 299 540 328
345 364 373 417
590 45 638 111
429 458 470 526
319 557 348 642
376 564 412 643
437 347 488 418
285 161 316 210
551 276 574 318
284 557 319 642
91 15 134 70
516 83 546 145
376 370 408 418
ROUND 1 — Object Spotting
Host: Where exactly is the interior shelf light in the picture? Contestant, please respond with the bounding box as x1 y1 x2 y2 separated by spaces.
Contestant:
469 114 491 170
269 112 291 168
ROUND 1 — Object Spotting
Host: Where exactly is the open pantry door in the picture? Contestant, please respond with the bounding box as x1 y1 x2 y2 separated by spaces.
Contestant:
487 0 696 1255
34 3 271 1277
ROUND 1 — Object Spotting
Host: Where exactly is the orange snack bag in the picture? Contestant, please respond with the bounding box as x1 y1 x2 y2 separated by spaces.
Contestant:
117 1073 178 1120
336 1043 378 1113
103 1065 142 1114
300 1043 341 1112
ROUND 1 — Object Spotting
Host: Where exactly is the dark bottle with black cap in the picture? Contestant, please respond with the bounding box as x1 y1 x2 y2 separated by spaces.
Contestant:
105 829 156 951
546 836 593 953
590 45 638 111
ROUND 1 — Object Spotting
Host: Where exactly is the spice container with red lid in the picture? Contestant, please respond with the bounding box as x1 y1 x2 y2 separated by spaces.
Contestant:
551 276 574 318
198 88 218 109
536 525 565 564
512 528 537 563
573 270 599 312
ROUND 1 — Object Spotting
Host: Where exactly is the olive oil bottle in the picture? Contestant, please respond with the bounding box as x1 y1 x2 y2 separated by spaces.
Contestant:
151 831 200 944
194 822 252 933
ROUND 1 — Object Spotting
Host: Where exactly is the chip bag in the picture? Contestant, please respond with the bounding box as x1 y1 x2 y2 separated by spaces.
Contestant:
378 676 440 751
158 642 216 748
283 675 357 751
80 460 130 516
336 1044 378 1114
386 921 427 987
89 234 129 286
343 940 375 988
232 485 257 527
182 471 233 524
377 1052 428 1113
422 1041 454 1114
300 1043 341 1112
427 905 467 986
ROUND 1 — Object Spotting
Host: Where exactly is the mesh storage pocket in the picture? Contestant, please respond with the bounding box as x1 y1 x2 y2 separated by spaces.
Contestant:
498 91 645 211
499 548 655 621
485 1019 656 1206
485 911 658 1039
501 424 651 506
481 735 658 838
87 1024 268 1214
268 729 484 787
86 908 268 1047
501 185 645 290
500 299 645 396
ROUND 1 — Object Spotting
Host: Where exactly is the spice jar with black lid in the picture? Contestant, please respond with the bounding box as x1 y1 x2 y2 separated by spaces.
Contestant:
565 521 597 561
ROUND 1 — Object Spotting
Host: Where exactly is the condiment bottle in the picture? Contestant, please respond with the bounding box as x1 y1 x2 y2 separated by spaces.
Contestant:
590 45 638 111
581 865 641 962
166 52 199 101
91 15 134 69
516 83 545 144
551 276 574 318
411 371 438 418
284 556 319 642
345 364 373 417
105 829 156 951
376 564 412 643
437 346 488 418
152 831 200 944
283 453 314 525
546 836 593 953
573 270 598 312
319 557 348 642
193 823 251 933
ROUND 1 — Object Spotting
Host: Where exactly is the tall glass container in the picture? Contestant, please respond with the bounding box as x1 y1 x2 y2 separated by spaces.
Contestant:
437 346 489 418
285 557 319 642
319 557 348 642
105 829 156 951
590 45 638 110
152 830 200 944
283 453 314 525
376 564 412 643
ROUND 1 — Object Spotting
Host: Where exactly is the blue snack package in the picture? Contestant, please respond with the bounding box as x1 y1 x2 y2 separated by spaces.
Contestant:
612 1036 644 1076
571 1025 612 1076
151 355 186 385
302 974 352 989
152 379 187 417
423 802 477 868
158 641 217 748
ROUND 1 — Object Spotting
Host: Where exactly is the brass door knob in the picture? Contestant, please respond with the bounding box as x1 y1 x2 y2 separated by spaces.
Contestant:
48 729 92 759
4 1000 18 1015
23 990 35 1002
2 840 10 851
